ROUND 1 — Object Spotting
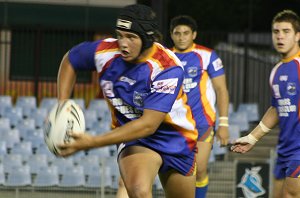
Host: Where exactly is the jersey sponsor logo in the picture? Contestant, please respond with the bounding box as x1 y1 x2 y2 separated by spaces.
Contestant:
238 166 266 198
287 82 296 95
152 78 178 94
116 19 132 30
279 75 288 81
133 91 148 107
187 67 198 77
119 76 136 85
181 61 187 66
212 58 223 71
109 98 142 119
277 98 296 117
183 78 197 92
272 84 281 98
101 80 115 97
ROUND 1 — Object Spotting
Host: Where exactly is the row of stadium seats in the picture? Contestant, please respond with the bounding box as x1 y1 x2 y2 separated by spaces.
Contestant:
0 153 119 188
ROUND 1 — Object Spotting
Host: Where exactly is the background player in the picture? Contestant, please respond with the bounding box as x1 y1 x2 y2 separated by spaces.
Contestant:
231 9 300 198
170 15 230 197
56 4 198 198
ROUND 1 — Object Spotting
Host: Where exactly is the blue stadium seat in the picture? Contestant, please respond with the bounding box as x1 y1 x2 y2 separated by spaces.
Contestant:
22 128 44 149
27 154 49 174
0 96 12 119
0 118 11 131
59 165 85 187
0 128 20 149
4 107 23 128
87 147 111 158
0 141 7 157
0 163 4 185
39 97 57 112
237 103 260 122
51 157 75 175
10 142 33 162
5 164 31 186
16 96 37 118
3 154 23 174
33 165 59 187
30 107 47 128
229 111 250 131
85 167 102 188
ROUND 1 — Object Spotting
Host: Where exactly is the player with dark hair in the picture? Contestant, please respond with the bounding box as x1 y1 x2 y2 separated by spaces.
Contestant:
57 4 198 198
231 10 300 198
170 15 230 198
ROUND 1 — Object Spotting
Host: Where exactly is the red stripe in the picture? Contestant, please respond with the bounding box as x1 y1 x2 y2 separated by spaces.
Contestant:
96 40 118 52
291 165 300 177
152 47 178 69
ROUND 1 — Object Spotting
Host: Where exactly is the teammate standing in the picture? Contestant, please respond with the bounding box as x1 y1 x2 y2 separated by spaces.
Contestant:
170 15 230 197
56 4 198 198
231 10 300 198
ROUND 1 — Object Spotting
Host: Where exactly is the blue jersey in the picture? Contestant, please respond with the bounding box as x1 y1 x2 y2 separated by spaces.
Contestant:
270 51 300 161
68 38 198 156
172 44 225 135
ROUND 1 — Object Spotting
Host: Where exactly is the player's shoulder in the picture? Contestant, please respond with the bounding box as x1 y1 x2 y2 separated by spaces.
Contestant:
193 44 213 53
96 38 120 54
151 43 182 68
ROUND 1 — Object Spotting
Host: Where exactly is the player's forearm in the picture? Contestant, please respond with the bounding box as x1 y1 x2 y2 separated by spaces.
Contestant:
250 106 279 140
91 110 166 147
57 53 77 101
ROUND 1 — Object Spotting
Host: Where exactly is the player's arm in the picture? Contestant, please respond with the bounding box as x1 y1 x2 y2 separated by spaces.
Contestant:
57 52 77 101
211 75 230 145
59 108 166 157
231 106 279 153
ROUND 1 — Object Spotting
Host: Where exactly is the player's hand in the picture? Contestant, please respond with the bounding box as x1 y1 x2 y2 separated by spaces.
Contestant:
58 132 94 157
216 126 229 146
230 134 257 153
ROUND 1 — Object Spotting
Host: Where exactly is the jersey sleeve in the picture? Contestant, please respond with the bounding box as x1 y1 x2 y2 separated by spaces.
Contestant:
68 40 101 71
143 66 184 113
207 51 225 78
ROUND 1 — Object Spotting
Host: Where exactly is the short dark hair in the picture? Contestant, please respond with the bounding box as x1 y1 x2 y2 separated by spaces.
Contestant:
170 15 198 33
272 10 300 33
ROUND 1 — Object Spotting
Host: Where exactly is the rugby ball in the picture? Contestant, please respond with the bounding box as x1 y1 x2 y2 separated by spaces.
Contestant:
43 99 85 155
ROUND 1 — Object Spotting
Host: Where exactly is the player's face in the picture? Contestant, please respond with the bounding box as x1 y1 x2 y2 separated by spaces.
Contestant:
272 22 300 58
116 30 142 62
171 25 196 51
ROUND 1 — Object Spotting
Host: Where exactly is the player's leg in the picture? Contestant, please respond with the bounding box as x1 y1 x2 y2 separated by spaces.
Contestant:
283 177 300 197
272 178 284 198
116 177 129 198
118 145 162 198
159 169 196 198
281 160 300 197
195 141 212 198
195 127 214 198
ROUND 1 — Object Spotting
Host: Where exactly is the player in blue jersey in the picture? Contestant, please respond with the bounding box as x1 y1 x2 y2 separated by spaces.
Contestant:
231 10 300 198
170 15 230 198
56 4 198 198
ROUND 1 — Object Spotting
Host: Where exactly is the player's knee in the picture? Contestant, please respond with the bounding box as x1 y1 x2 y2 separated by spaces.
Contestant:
126 183 151 198
196 164 208 178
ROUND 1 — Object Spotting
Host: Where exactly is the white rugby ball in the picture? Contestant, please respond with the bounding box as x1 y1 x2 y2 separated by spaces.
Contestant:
43 99 85 155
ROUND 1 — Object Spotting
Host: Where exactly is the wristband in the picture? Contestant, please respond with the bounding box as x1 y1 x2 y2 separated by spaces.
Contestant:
248 134 258 144
218 123 229 127
259 121 271 133
219 116 228 120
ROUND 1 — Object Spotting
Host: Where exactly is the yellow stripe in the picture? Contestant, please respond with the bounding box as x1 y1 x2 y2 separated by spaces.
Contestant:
196 175 209 187
199 72 215 123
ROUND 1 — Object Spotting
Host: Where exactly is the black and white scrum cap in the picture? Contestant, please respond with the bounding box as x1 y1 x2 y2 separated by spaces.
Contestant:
116 4 158 51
